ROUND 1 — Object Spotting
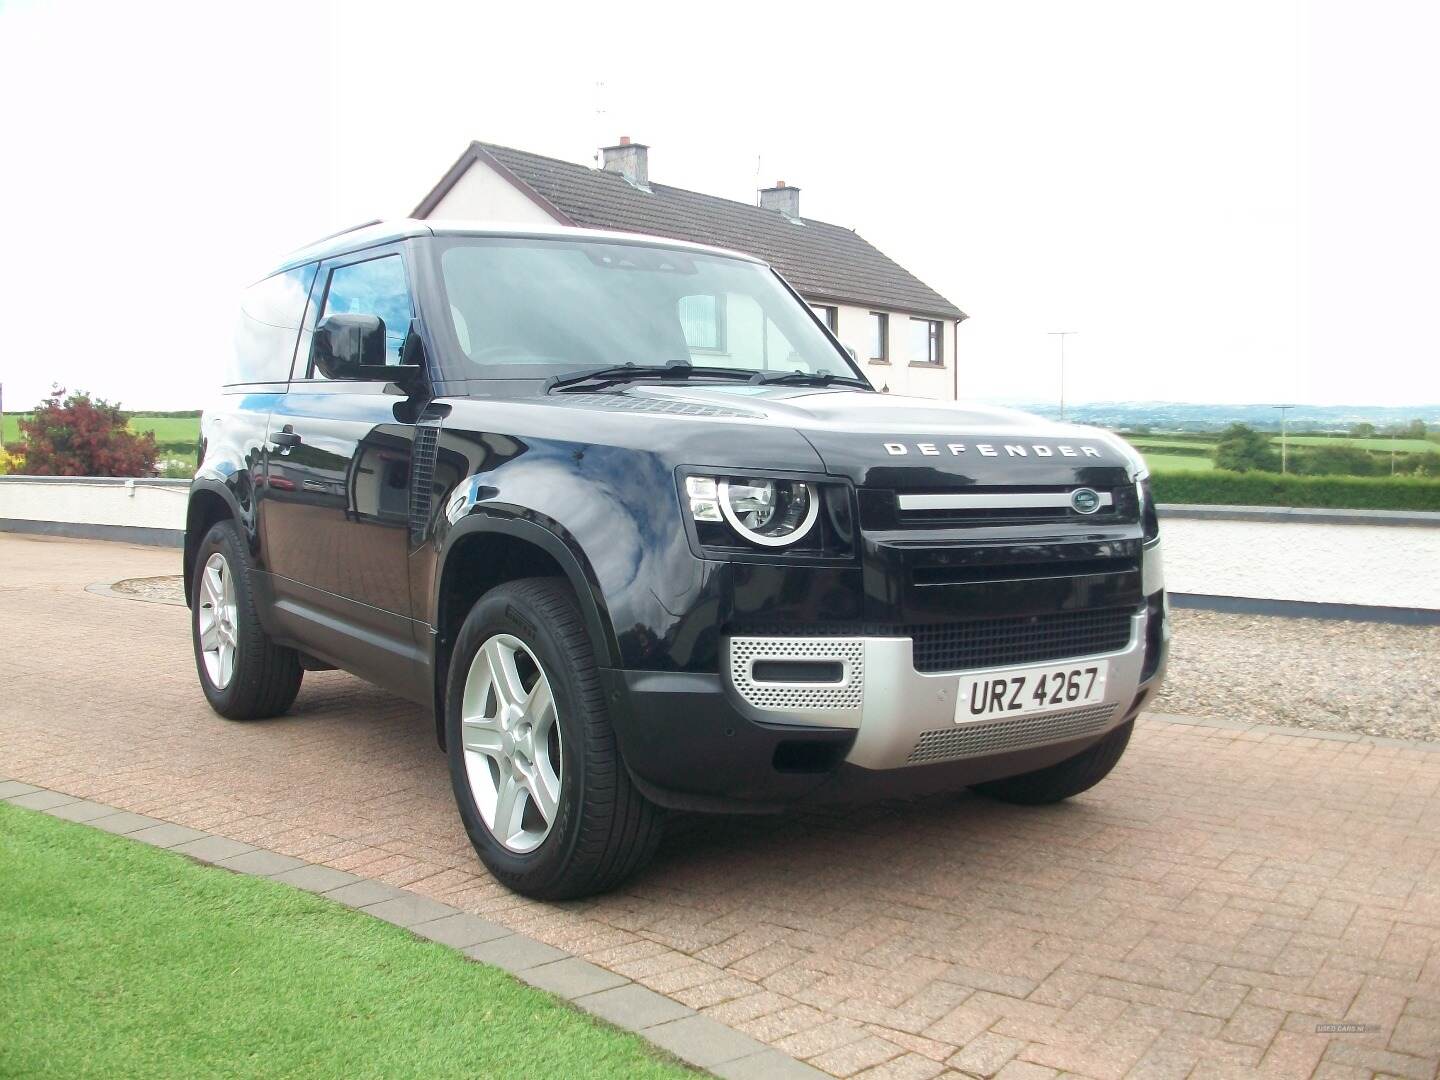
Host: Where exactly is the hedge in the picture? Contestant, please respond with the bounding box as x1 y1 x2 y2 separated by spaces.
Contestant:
1150 469 1440 511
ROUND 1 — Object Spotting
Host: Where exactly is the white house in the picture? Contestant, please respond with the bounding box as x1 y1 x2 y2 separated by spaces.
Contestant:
413 139 967 400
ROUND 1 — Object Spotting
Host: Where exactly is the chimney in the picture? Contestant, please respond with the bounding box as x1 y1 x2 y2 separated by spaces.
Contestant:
601 135 649 189
759 180 800 221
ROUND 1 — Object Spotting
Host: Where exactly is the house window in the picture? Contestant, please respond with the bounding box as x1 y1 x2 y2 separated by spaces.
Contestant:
810 304 837 332
678 294 727 352
869 312 889 362
909 318 943 366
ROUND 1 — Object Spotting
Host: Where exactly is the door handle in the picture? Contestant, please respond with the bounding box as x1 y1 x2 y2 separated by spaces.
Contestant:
271 427 302 448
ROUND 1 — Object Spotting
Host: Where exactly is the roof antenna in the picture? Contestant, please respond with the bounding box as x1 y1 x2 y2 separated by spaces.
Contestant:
593 81 607 166
754 153 761 205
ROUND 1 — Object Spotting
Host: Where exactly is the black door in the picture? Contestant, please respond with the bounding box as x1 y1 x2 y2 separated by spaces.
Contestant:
261 245 429 699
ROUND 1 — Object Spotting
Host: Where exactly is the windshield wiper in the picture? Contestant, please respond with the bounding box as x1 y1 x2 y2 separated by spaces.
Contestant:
546 361 759 393
747 369 870 388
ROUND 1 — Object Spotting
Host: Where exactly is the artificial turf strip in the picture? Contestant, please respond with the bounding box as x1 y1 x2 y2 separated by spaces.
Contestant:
0 803 697 1079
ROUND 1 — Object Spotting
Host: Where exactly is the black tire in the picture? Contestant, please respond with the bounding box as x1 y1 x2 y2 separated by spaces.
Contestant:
190 519 302 720
445 578 661 900
971 720 1133 805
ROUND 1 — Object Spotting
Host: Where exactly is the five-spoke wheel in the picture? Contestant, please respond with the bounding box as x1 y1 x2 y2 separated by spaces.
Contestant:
445 577 661 899
460 634 563 853
196 551 239 689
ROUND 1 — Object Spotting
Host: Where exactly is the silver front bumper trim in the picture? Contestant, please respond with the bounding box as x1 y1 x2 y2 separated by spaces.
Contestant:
724 607 1149 771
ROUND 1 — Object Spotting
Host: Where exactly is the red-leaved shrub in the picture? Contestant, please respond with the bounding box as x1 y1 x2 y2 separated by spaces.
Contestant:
16 387 158 477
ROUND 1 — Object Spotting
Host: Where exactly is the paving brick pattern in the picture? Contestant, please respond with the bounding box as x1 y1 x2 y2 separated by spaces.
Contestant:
3 534 1439 1079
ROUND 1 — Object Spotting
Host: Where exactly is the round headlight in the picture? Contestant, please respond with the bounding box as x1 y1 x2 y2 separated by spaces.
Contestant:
718 477 820 547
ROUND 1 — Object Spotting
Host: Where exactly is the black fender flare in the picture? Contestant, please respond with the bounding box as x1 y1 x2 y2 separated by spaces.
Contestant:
183 476 249 607
431 507 621 745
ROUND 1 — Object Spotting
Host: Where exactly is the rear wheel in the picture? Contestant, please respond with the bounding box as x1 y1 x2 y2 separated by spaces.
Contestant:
190 520 302 720
446 578 661 899
971 720 1133 805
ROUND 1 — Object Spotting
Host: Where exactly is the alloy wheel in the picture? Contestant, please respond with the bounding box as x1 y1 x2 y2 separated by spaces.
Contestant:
197 551 238 689
460 634 563 854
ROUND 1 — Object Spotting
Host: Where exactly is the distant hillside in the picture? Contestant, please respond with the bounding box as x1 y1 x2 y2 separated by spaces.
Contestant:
1014 401 1440 433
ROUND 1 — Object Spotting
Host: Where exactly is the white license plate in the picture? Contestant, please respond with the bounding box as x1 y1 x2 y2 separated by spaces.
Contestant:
956 661 1109 723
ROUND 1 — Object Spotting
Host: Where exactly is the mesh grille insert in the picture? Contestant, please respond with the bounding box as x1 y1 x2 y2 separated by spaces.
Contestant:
908 702 1117 764
729 637 864 712
908 608 1134 674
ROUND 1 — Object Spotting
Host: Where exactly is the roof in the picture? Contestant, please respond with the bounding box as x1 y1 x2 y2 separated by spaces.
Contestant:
271 219 763 278
413 141 966 321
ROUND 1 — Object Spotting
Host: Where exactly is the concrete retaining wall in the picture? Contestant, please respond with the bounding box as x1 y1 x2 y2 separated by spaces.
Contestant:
1160 516 1439 611
0 476 187 546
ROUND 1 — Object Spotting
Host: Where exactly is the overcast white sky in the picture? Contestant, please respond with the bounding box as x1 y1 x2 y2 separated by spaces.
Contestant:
1 0 1437 412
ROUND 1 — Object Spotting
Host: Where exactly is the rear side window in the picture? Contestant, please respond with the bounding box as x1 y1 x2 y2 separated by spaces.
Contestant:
228 264 317 385
316 254 412 368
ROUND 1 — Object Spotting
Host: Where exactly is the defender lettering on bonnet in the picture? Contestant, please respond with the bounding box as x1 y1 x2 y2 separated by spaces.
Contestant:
884 441 1103 458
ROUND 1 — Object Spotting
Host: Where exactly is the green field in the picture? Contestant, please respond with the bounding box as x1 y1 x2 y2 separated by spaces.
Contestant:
1269 435 1436 453
2 413 199 450
1127 437 1217 450
1141 451 1214 472
127 415 201 445
0 802 695 1080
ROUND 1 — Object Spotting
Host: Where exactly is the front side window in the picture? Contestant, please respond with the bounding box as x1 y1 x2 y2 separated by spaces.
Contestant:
315 254 413 371
431 237 859 381
909 318 943 365
228 264 317 385
869 312 889 362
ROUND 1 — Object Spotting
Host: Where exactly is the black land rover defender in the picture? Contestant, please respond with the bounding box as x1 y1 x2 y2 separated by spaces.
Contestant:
186 220 1167 899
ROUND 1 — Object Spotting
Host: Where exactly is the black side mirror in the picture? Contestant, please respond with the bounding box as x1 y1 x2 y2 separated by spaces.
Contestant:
312 313 425 390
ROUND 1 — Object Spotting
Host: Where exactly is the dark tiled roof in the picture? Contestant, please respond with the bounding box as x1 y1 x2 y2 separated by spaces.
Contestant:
415 142 965 320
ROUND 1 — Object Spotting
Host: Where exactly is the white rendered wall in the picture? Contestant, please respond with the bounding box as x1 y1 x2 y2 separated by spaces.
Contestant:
830 304 956 401
1160 517 1440 609
426 163 558 223
0 477 187 530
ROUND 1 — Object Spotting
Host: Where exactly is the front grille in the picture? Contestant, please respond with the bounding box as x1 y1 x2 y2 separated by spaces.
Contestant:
893 485 1140 529
907 702 1117 764
908 607 1134 673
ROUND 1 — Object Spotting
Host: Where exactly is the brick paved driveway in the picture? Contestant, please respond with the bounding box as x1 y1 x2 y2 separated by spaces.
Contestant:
3 534 1439 1079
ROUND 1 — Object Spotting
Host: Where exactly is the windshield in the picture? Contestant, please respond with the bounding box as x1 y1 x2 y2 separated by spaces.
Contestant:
430 236 863 382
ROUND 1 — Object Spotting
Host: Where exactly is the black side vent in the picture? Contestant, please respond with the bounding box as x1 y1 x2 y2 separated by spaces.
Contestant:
409 421 440 543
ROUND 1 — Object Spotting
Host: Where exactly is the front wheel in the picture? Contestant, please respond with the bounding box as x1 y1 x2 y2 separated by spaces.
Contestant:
445 578 661 900
971 720 1134 805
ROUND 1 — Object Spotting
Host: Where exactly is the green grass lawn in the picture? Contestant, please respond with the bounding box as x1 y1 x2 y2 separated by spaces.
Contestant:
1142 451 1215 471
0 803 695 1080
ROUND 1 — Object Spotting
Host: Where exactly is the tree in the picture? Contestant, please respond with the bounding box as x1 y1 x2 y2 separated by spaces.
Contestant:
1293 444 1377 477
1351 421 1376 438
1213 423 1280 473
1403 419 1428 440
16 388 157 477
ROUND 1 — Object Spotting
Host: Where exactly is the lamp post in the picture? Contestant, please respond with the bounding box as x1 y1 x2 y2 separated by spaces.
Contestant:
1272 404 1294 474
1047 332 1077 421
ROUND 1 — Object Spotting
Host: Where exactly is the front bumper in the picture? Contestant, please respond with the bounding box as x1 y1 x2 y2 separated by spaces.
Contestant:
604 596 1168 812
728 604 1153 770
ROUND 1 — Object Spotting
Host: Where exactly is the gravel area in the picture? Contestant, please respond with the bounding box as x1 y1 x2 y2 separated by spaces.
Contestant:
1157 608 1440 742
110 575 185 603
99 576 1440 742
